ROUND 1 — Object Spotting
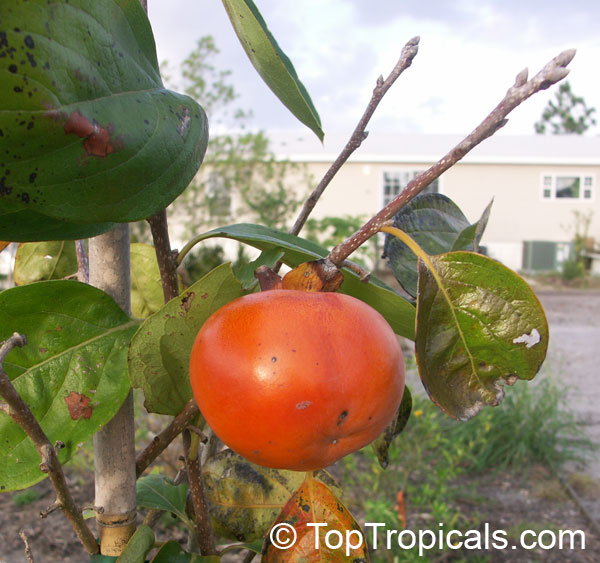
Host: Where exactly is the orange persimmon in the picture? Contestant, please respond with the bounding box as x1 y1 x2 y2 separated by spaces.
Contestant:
190 289 405 471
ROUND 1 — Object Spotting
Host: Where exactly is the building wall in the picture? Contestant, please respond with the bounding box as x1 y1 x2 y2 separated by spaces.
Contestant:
298 159 600 272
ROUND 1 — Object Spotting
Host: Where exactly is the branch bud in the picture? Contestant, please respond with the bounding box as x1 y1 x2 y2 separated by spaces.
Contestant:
514 68 528 87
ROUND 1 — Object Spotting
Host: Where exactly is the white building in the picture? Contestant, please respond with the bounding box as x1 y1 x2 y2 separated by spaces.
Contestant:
269 132 600 272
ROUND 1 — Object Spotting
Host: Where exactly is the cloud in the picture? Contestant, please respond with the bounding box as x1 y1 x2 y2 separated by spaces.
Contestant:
147 0 600 136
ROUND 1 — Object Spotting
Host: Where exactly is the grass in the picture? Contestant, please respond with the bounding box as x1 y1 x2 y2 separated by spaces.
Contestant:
450 377 596 474
12 489 42 507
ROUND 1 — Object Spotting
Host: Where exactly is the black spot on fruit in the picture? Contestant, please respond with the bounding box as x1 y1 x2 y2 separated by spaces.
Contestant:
337 410 348 425
24 35 34 49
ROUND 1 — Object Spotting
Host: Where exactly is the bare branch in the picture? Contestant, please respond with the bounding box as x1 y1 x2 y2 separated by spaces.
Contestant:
289 37 420 237
183 430 217 556
19 529 34 563
40 502 61 519
148 209 180 302
327 48 576 268
0 334 99 555
136 398 200 478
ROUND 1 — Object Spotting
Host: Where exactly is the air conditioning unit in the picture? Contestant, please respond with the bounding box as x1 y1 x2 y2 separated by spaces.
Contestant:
522 241 572 273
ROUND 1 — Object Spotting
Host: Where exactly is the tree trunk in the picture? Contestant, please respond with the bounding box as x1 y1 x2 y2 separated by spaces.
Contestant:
89 225 137 555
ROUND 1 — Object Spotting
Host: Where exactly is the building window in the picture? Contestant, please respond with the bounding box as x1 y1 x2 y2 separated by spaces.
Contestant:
383 171 439 206
542 174 594 201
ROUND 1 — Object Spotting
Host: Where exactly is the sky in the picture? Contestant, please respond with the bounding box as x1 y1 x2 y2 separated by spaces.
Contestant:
147 0 600 142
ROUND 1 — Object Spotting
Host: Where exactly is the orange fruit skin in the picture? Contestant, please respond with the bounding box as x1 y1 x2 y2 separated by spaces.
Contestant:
189 289 405 471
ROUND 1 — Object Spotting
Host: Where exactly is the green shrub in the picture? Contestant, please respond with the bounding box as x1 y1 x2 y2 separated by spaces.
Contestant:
561 258 586 281
450 378 595 473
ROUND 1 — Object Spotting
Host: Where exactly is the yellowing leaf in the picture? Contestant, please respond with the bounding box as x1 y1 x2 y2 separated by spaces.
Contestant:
262 474 369 561
203 449 341 542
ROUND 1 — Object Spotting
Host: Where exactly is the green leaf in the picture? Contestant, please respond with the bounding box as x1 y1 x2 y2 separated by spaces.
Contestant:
203 449 342 542
233 247 284 290
14 241 78 285
150 542 218 562
0 0 208 241
451 199 493 252
221 0 323 140
116 525 155 563
136 474 193 529
0 280 138 490
187 224 416 339
12 241 163 318
371 386 412 469
128 263 246 415
384 194 492 297
130 243 164 319
415 252 549 421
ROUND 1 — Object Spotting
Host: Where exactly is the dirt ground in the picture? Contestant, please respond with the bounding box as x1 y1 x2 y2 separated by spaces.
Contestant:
1 289 599 562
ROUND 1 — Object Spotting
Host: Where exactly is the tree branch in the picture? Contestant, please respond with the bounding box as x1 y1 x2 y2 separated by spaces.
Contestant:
327 48 576 268
89 225 137 555
135 398 200 478
182 430 217 556
19 529 34 563
148 210 180 302
289 36 420 237
0 334 99 555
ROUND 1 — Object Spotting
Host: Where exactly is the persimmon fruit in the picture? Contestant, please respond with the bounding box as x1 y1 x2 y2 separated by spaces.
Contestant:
189 289 405 471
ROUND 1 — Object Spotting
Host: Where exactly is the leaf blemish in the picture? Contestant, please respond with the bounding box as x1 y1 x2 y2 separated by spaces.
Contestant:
180 292 195 312
64 391 93 420
63 110 117 157
512 328 541 349
175 107 191 136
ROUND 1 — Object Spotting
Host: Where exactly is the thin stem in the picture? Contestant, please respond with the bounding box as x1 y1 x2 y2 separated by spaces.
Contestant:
327 48 576 268
19 530 34 563
0 334 99 555
147 209 180 302
289 36 420 237
176 232 205 267
182 430 217 555
135 398 200 478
